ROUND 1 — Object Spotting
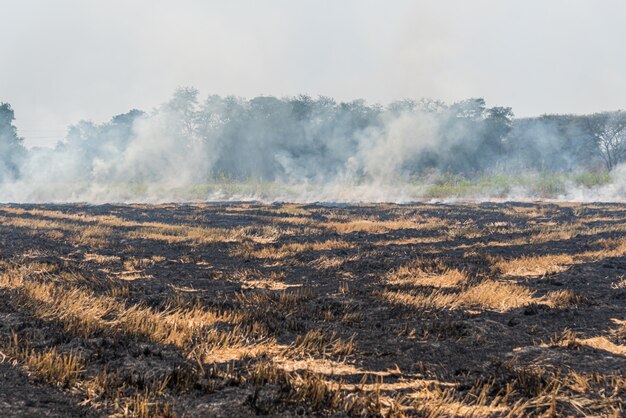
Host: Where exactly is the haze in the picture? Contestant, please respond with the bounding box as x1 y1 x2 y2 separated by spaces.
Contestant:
1 0 625 147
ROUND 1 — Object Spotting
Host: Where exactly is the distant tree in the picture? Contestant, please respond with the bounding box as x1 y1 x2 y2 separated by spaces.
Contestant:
111 109 145 127
0 102 26 180
483 106 514 155
449 98 486 120
417 98 447 113
290 94 315 120
387 99 417 115
585 111 626 171
165 87 201 145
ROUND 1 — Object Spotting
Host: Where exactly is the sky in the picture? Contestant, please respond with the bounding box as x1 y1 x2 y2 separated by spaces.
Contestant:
1 0 626 147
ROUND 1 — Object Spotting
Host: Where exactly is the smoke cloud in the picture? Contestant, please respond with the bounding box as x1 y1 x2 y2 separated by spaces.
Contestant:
2 89 626 203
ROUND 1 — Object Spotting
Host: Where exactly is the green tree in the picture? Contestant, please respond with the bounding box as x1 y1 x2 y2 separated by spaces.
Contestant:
585 111 626 171
0 102 26 180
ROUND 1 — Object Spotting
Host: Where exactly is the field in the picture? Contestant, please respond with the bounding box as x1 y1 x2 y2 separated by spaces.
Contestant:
0 202 625 417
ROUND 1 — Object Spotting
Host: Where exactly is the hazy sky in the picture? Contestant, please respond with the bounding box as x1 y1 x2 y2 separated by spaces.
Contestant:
2 0 626 147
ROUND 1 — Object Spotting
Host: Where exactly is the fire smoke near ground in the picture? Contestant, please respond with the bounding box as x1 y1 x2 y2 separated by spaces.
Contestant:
1 88 626 203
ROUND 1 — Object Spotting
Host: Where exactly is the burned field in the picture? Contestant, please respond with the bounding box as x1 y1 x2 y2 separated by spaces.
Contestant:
0 202 625 417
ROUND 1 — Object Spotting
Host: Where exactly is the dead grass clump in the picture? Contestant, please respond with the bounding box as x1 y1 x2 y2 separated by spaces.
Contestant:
495 363 550 398
46 230 66 240
249 360 383 416
129 221 285 246
378 288 456 312
387 258 466 288
237 224 286 243
271 204 311 216
107 284 131 299
542 329 626 356
248 239 353 260
1 206 288 246
590 237 626 258
380 280 534 312
310 255 346 270
0 207 122 226
84 253 122 264
234 270 297 291
9 343 182 418
0 263 257 364
121 390 176 418
447 224 483 239
232 287 316 341
230 241 256 261
491 254 574 277
81 366 194 416
74 225 113 248
458 280 535 310
0 215 79 235
481 364 626 416
235 287 314 317
285 330 355 359
577 336 626 356
548 328 583 350
123 256 158 271
546 289 592 309
127 224 231 244
256 215 314 226
324 219 418 234
3 334 84 388
528 223 582 243
341 309 365 323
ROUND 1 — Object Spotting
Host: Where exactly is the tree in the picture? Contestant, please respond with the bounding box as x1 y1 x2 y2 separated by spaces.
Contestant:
483 106 514 155
164 87 201 146
387 99 417 115
290 94 315 120
0 102 26 180
111 109 145 127
586 111 626 171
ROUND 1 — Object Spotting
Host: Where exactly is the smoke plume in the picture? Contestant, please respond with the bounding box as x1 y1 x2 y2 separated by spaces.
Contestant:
1 89 626 203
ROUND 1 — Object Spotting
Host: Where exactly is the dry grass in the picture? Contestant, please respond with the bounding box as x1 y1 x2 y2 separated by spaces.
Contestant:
0 263 264 363
0 207 286 246
380 280 535 312
270 204 311 216
383 257 535 312
545 329 626 356
255 215 315 226
127 223 239 244
387 258 467 288
249 360 387 415
492 254 574 277
245 239 353 260
3 333 84 388
119 390 176 418
284 329 356 359
234 287 314 319
323 219 423 234
0 214 79 235
589 236 626 258
84 253 122 264
545 289 592 309
458 280 535 310
73 225 113 248
1 202 625 417
2 332 177 417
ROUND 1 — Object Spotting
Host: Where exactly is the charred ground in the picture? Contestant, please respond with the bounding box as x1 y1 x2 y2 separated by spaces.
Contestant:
0 202 624 417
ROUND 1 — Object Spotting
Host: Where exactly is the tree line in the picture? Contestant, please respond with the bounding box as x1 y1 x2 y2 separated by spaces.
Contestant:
1 88 625 185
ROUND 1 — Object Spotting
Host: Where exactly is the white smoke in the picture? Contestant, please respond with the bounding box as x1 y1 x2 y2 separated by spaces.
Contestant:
1 90 625 204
